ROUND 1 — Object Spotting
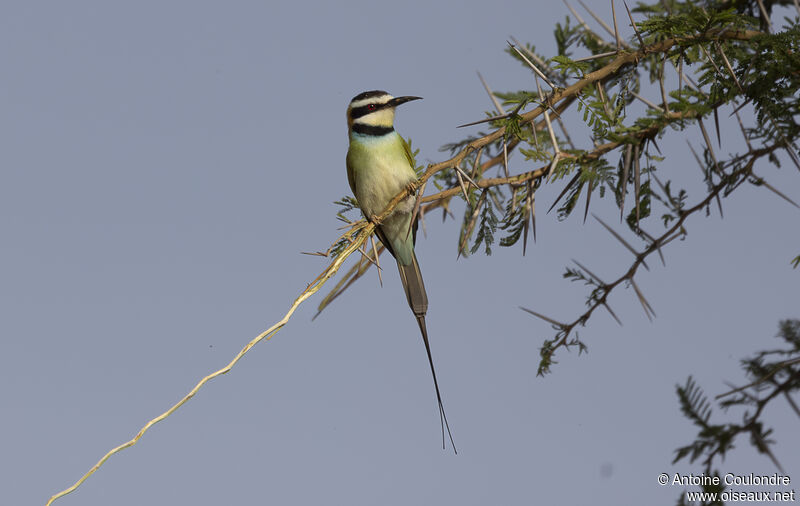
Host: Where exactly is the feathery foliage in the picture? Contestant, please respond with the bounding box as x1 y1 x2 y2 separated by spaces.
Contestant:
672 320 800 504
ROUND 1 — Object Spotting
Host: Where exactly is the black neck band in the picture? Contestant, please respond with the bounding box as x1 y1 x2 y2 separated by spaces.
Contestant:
352 124 394 136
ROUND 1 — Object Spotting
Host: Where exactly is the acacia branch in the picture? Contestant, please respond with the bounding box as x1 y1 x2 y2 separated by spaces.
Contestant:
530 143 780 374
716 356 800 399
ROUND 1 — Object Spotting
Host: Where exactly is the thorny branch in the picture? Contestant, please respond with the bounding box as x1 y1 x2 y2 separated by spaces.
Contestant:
528 143 781 375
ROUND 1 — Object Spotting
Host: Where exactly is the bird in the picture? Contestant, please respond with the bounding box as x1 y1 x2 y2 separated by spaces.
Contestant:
345 90 456 453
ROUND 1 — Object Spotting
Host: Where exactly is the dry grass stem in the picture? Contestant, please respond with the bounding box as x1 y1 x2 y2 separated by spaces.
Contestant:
46 218 374 506
369 236 383 286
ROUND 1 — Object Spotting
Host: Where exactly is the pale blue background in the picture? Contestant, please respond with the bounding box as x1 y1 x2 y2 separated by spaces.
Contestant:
2 1 798 505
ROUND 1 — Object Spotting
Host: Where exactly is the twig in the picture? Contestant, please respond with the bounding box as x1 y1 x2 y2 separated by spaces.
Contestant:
508 41 556 89
750 173 800 209
620 144 632 221
658 56 670 114
572 258 606 285
477 71 505 114
633 143 641 230
603 302 623 325
535 75 560 160
699 43 724 78
716 357 800 399
573 50 617 62
578 0 631 48
458 190 486 258
623 1 644 47
630 277 656 320
715 41 744 93
593 213 648 270
754 0 772 33
510 36 564 86
556 116 576 150
632 92 664 113
611 0 621 52
406 178 428 241
732 103 753 152
520 306 565 328
563 0 609 45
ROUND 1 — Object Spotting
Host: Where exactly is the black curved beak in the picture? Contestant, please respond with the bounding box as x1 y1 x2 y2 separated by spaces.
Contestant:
389 96 423 107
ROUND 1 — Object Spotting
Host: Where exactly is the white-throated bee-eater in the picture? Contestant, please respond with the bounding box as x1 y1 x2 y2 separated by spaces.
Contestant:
346 90 456 453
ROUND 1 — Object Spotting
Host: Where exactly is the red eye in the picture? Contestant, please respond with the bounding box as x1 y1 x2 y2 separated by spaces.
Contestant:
367 104 376 111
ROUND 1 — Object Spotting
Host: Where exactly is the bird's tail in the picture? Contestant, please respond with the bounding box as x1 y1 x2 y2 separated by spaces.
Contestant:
397 253 428 316
398 253 457 454
416 314 457 454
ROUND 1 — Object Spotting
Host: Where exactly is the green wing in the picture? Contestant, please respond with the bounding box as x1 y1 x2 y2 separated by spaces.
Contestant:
401 137 417 175
400 137 420 248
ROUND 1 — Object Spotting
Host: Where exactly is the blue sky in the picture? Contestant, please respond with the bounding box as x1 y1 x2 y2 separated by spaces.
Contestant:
2 1 798 505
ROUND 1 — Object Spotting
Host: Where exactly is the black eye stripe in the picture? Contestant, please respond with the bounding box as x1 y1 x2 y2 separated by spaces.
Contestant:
349 102 389 119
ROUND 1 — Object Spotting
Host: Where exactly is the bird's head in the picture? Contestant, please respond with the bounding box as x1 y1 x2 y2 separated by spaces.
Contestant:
347 90 422 133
